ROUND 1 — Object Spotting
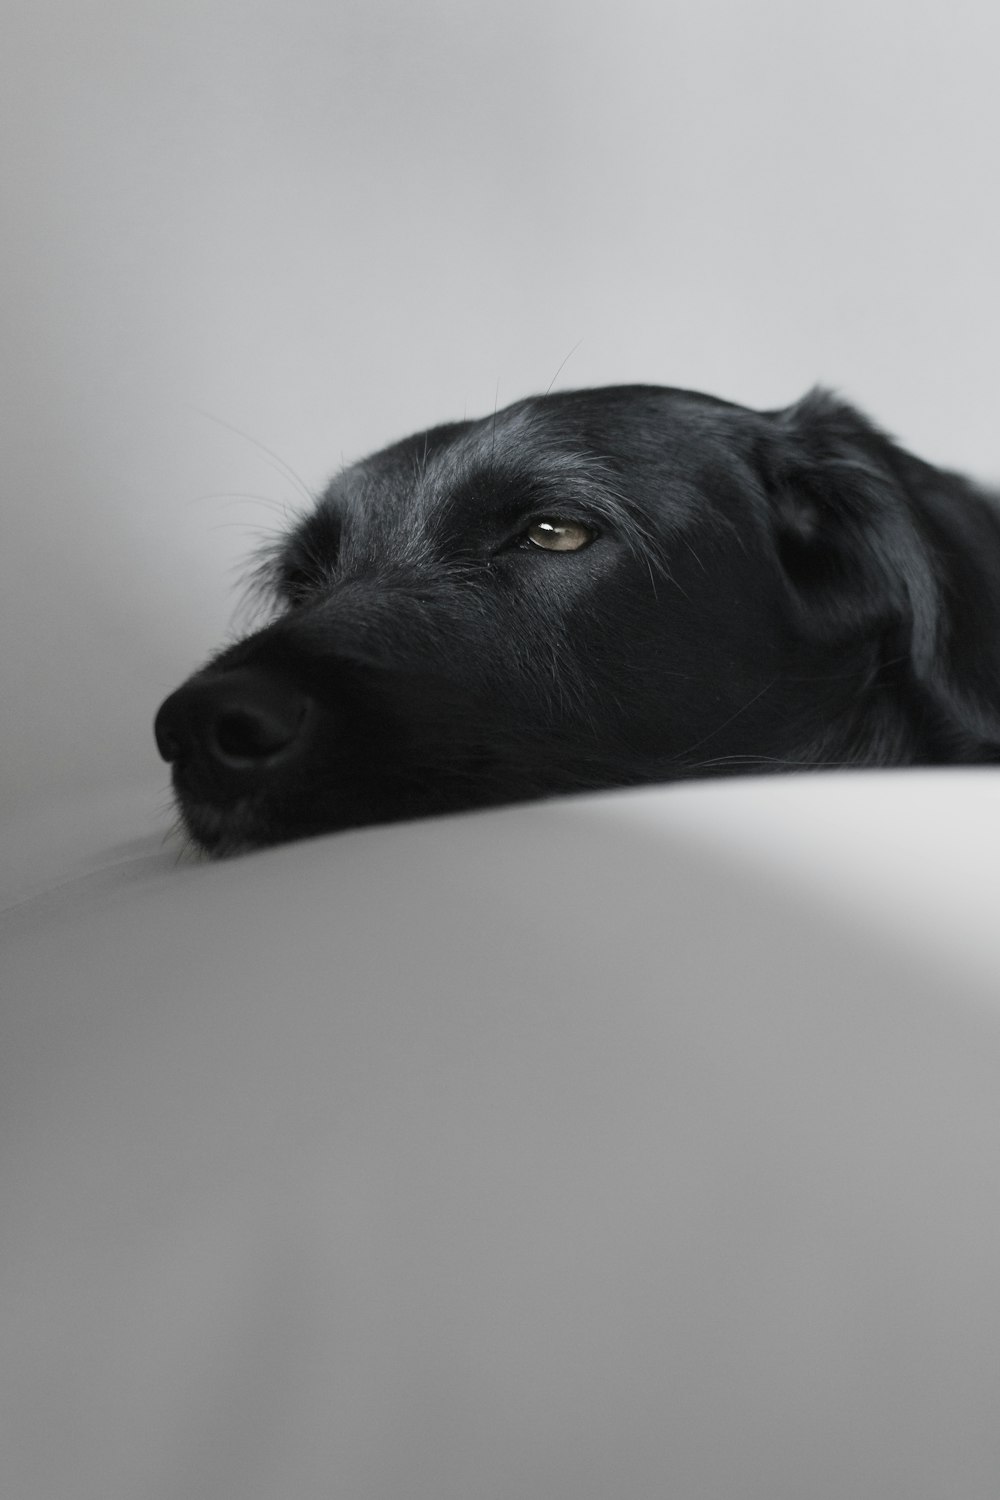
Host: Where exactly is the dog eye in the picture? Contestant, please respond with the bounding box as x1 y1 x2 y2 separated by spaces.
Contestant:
523 519 596 552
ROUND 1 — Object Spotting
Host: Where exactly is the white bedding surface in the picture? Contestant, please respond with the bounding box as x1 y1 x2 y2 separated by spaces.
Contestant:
3 771 1000 1497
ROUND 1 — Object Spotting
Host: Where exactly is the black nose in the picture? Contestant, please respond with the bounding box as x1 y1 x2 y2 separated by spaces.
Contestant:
155 669 313 774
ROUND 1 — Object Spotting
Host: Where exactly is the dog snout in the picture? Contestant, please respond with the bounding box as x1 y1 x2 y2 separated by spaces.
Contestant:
155 669 315 777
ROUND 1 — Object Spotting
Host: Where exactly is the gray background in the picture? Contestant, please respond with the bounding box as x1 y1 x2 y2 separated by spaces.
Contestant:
3 0 999 819
5 12 1000 1490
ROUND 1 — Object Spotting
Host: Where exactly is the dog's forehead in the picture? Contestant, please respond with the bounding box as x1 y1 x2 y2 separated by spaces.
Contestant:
324 404 589 535
308 386 761 554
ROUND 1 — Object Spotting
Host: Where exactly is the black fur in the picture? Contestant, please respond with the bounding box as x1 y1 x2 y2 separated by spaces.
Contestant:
154 384 1000 854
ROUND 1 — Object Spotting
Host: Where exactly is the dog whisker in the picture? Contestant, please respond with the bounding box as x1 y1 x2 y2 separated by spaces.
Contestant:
192 408 317 508
674 679 781 763
544 340 584 397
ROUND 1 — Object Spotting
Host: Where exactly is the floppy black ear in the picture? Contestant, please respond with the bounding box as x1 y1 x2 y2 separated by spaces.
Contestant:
764 389 1000 751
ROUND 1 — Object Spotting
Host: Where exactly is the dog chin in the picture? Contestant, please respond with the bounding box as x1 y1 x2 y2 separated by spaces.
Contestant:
176 794 276 858
175 786 378 856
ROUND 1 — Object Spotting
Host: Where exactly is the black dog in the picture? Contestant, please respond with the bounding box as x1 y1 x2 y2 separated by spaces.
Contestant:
155 384 1000 854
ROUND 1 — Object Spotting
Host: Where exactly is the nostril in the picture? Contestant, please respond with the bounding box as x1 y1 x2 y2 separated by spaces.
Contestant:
154 695 187 764
154 671 313 774
156 724 183 763
210 700 307 766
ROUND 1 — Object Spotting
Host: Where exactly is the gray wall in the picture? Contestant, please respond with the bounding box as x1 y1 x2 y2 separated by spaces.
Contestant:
3 0 999 816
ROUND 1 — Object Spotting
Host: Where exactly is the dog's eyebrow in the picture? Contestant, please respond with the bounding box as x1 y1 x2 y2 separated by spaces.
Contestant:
273 504 342 577
427 434 674 574
302 504 342 553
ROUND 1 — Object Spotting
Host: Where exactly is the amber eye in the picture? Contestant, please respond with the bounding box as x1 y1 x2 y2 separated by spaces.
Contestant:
524 519 596 552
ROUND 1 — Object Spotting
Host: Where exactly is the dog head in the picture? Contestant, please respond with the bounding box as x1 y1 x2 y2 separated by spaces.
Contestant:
155 385 1000 854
